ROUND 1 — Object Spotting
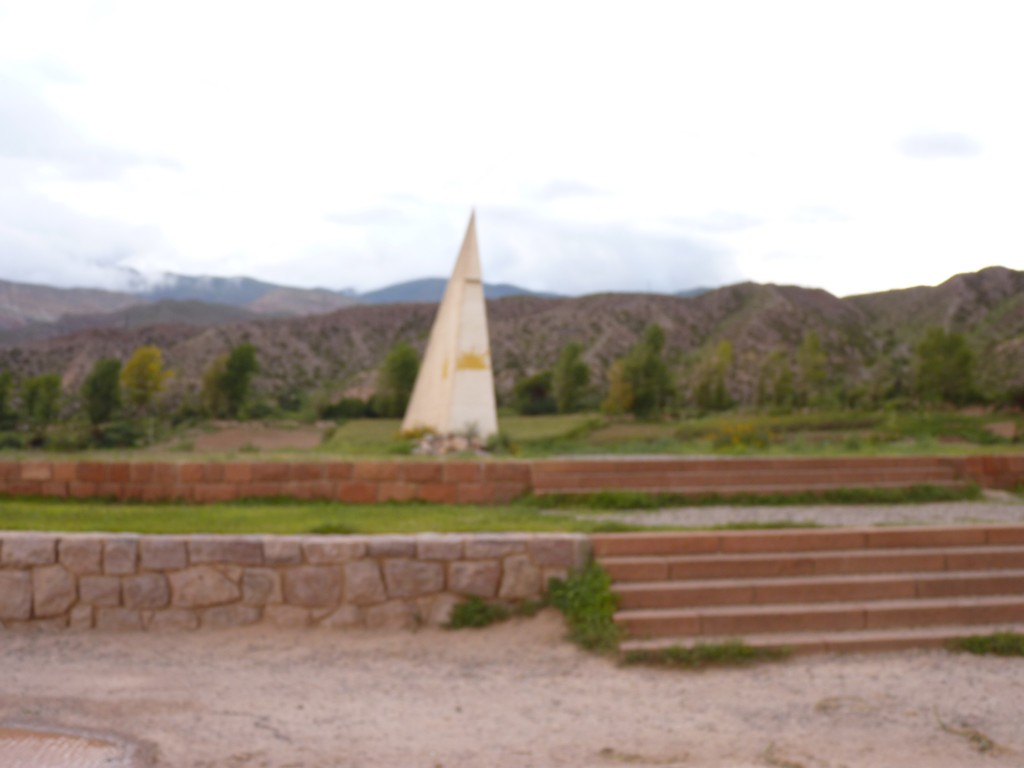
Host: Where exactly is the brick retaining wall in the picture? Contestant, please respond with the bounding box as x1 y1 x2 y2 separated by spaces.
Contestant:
0 455 1022 503
0 531 589 632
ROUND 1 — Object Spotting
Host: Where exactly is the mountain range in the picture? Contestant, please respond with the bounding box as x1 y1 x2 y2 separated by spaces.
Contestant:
0 266 1020 408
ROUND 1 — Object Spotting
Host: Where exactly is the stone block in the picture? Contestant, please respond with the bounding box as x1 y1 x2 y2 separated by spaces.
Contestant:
343 560 387 605
528 537 587 568
367 537 416 558
202 604 261 629
0 571 32 620
401 463 443 483
292 463 324 482
283 566 342 607
20 461 52 481
251 462 291 482
1 535 57 567
95 608 143 631
365 600 417 630
443 463 481 483
188 537 263 566
147 609 199 631
59 538 103 574
170 566 241 608
378 482 417 502
337 481 378 503
422 593 461 626
416 483 458 503
32 564 77 617
416 537 463 561
464 536 528 559
140 538 188 571
104 538 138 575
499 554 543 600
263 538 303 565
79 575 121 606
223 463 253 483
449 560 500 598
352 462 400 481
69 605 93 630
304 538 367 563
324 462 352 480
383 559 444 599
123 573 171 610
319 605 362 628
264 605 311 628
241 568 283 605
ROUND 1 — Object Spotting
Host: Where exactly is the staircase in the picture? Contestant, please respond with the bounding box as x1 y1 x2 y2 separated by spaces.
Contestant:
594 526 1024 654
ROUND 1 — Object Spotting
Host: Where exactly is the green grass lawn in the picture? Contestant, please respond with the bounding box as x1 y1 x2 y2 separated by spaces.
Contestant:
0 498 649 535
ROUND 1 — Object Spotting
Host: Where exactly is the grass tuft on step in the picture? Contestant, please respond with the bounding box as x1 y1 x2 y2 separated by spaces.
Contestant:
947 631 1024 656
623 640 791 669
547 562 621 653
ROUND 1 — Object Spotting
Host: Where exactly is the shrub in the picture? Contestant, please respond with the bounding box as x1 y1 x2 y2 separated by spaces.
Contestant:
547 562 620 653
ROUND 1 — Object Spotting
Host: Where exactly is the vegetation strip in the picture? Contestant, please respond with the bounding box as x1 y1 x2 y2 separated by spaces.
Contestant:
622 641 792 669
946 631 1024 656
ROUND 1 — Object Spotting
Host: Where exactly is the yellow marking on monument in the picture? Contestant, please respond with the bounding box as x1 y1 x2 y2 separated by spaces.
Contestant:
442 358 449 380
456 351 488 370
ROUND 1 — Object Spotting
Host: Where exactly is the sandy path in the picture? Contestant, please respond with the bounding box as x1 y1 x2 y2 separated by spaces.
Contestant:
2 611 1023 767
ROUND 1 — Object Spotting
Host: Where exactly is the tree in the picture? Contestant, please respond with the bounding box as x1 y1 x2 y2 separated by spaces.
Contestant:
758 350 795 410
797 330 827 406
82 358 122 426
513 370 557 415
376 342 420 418
221 343 259 418
21 373 61 436
121 346 171 413
0 371 14 430
612 325 673 419
914 327 974 405
201 354 230 417
694 340 733 412
601 360 633 415
552 342 590 413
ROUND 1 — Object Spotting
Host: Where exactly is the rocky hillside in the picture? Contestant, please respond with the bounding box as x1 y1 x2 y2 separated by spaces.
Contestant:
0 267 1020 407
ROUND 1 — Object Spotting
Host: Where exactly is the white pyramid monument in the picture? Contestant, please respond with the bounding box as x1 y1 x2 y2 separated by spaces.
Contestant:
401 212 498 440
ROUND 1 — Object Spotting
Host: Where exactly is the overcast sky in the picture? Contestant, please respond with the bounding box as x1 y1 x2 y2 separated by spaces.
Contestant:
1 1 1022 297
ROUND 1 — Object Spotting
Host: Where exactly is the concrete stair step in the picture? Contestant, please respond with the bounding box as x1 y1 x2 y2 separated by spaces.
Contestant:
614 569 1024 610
593 526 1024 558
616 594 1024 638
619 623 1024 656
533 472 966 493
602 544 1024 582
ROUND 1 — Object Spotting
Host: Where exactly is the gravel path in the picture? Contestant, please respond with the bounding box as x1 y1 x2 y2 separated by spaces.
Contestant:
2 615 1023 767
553 495 1024 529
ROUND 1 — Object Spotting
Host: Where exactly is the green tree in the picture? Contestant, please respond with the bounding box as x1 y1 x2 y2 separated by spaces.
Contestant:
201 353 229 417
618 325 673 418
694 340 733 412
914 327 974 405
21 373 61 435
758 350 795 409
376 342 420 418
797 330 827 406
220 343 259 418
121 346 171 413
0 371 15 430
552 342 590 413
513 370 557 415
82 358 122 426
601 359 633 415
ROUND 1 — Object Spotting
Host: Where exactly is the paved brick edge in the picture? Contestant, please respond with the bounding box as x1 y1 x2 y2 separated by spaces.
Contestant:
0 532 590 632
0 455 1021 503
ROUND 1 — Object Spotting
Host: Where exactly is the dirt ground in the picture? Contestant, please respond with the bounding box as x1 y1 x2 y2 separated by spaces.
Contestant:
2 611 1023 768
185 423 327 453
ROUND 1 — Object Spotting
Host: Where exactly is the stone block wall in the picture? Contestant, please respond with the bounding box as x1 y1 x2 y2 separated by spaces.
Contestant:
0 532 590 632
0 455 1022 504
0 460 532 503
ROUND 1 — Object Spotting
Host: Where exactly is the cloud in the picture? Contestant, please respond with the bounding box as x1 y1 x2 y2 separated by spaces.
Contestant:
531 180 605 202
679 211 763 233
897 132 982 159
479 208 742 295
